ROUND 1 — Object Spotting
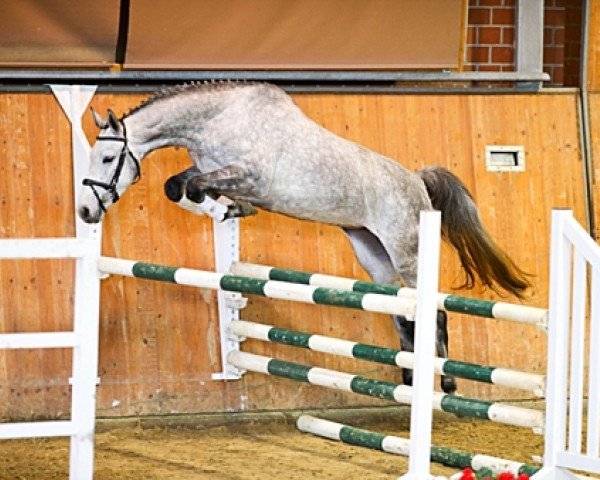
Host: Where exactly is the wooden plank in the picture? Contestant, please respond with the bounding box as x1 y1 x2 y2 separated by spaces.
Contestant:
588 0 600 91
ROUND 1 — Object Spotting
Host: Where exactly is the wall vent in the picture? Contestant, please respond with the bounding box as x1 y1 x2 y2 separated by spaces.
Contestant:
485 145 525 172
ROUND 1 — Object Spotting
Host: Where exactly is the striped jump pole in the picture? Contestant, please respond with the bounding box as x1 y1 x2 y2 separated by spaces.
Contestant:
296 415 540 477
96 257 415 317
228 320 545 396
231 262 548 328
227 351 544 432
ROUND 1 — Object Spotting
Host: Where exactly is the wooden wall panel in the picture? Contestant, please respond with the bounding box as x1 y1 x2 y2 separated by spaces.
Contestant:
588 0 600 91
0 93 76 419
587 93 600 239
0 90 585 420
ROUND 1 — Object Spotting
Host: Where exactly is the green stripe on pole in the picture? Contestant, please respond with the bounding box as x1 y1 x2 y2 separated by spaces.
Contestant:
267 359 311 382
312 288 365 309
351 344 399 365
442 360 495 383
430 445 475 469
443 295 496 318
219 275 267 295
349 377 397 400
132 262 177 283
268 328 311 348
518 464 541 476
352 281 400 296
339 425 385 450
269 268 313 285
440 395 492 420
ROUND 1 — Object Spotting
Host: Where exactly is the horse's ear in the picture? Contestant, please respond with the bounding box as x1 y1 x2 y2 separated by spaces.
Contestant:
91 108 108 129
107 109 122 133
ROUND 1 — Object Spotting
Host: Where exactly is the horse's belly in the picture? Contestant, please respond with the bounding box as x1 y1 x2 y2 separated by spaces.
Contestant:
263 194 366 227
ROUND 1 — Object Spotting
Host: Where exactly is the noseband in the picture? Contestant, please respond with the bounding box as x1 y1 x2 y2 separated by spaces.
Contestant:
82 123 141 213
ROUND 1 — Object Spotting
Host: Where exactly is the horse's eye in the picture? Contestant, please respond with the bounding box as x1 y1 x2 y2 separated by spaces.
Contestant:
102 156 114 164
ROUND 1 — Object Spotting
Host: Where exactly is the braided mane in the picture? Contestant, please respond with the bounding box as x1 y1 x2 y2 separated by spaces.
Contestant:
122 80 261 119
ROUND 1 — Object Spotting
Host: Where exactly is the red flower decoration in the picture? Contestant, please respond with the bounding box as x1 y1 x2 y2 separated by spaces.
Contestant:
460 468 476 480
497 473 516 480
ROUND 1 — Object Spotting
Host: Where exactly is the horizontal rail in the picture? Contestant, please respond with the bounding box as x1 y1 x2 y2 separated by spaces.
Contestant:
554 452 600 475
97 256 415 317
0 421 74 439
232 262 548 327
0 238 93 259
229 320 545 396
0 69 550 84
296 415 540 476
0 332 77 349
228 351 544 431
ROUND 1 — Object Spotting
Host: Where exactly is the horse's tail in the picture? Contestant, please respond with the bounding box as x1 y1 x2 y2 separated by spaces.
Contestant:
417 166 531 298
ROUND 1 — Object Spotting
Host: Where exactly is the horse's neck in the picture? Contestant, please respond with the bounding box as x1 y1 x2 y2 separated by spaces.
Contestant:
123 93 223 158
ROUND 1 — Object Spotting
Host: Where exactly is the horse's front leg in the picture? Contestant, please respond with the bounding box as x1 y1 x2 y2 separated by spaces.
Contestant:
185 164 258 201
164 167 201 203
164 167 257 220
185 165 260 219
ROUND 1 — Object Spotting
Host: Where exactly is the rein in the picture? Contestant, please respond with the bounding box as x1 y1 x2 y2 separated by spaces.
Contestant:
82 124 141 213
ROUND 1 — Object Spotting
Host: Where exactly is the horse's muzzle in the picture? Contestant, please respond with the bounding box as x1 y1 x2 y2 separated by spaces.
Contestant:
78 205 103 224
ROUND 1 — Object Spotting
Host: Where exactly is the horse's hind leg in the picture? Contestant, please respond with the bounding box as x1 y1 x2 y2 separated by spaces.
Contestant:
393 311 455 394
343 227 456 394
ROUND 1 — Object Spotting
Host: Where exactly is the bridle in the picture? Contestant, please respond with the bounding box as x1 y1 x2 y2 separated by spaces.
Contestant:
82 122 141 213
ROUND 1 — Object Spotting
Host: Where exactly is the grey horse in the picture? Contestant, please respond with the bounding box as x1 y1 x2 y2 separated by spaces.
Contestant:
78 82 530 394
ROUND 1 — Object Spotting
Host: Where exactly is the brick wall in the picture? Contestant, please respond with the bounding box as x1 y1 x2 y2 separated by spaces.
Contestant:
465 0 516 73
564 0 583 87
464 0 582 87
544 0 566 85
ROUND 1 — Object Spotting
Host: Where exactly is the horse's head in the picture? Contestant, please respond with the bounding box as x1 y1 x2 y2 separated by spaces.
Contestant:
77 109 141 223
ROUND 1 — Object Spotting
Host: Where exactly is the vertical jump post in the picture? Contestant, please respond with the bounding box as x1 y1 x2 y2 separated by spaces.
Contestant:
400 210 441 480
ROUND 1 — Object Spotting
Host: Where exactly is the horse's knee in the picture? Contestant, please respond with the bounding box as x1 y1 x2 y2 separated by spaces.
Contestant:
185 176 207 203
164 174 187 202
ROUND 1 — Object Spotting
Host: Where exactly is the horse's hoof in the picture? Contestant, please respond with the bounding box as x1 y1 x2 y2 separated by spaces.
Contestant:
402 369 413 387
441 375 457 395
164 175 185 202
238 201 258 216
185 177 206 203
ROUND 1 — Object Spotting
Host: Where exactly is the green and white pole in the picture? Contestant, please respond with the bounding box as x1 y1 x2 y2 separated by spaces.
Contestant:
296 415 540 477
227 351 544 432
97 257 415 317
231 262 548 328
228 320 545 396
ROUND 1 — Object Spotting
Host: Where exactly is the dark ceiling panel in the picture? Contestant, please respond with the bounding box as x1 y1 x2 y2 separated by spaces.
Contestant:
0 0 120 67
125 0 464 70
